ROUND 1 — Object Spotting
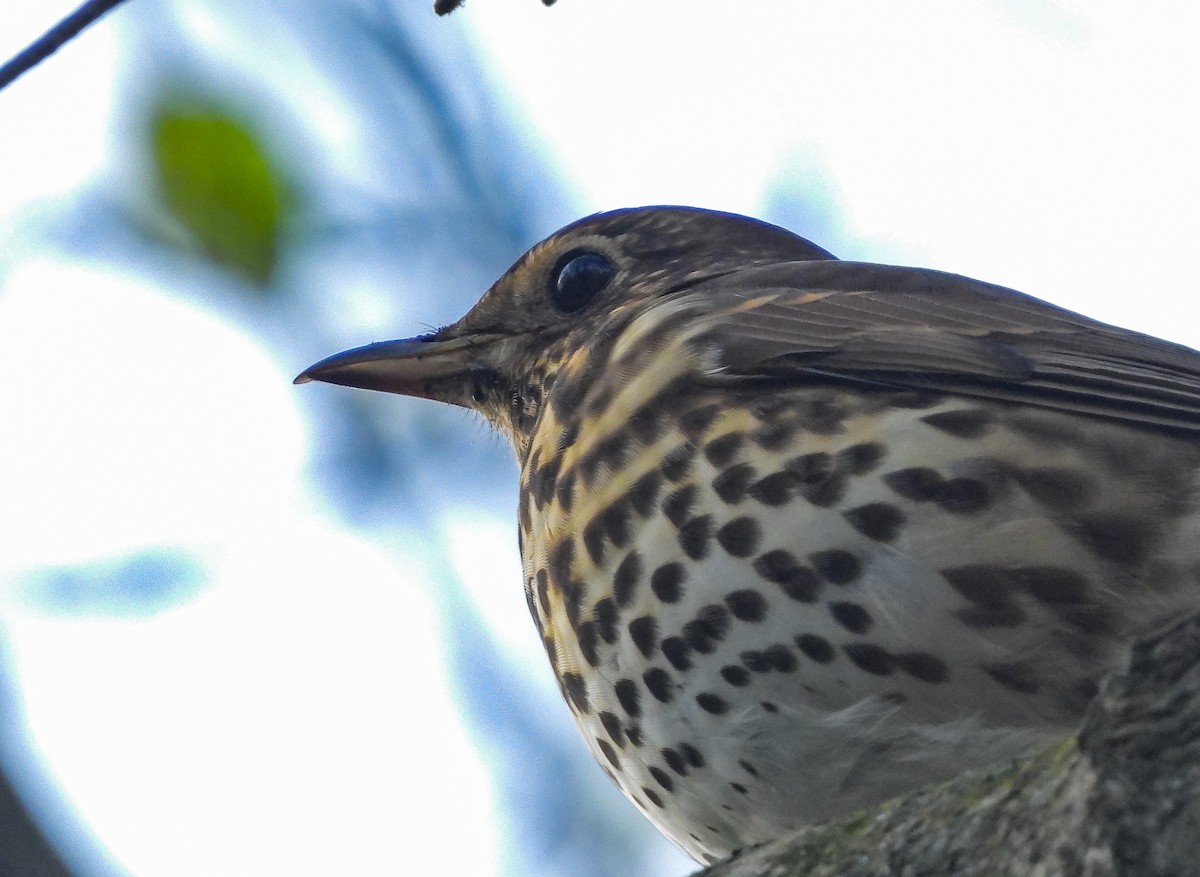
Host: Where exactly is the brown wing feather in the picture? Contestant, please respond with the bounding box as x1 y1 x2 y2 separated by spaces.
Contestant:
686 260 1200 434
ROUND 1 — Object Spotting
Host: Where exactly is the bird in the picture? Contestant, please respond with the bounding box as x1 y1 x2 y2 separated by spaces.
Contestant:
296 206 1200 863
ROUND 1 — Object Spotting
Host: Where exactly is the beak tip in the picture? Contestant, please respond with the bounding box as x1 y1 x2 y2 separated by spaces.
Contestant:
293 371 314 385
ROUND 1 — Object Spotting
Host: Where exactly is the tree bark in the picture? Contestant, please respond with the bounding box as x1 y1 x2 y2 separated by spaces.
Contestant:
696 611 1200 877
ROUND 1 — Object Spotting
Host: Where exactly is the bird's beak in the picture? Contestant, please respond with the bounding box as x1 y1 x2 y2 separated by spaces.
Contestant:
294 333 502 403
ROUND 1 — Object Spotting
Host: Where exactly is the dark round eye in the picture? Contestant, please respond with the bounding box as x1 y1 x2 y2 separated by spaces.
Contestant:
550 250 616 313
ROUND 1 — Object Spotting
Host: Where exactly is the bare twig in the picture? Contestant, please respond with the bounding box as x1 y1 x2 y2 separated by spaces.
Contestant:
0 0 133 92
434 0 557 17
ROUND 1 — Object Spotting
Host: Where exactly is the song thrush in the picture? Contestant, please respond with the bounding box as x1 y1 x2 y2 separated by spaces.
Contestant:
296 207 1200 863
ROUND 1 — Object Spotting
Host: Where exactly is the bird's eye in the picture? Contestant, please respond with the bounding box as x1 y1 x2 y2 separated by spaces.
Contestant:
550 250 616 313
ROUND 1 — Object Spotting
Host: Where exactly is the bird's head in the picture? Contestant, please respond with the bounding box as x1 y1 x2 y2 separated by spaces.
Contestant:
295 206 834 447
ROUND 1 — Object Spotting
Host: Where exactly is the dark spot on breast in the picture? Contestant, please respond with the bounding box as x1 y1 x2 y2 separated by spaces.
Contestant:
754 550 822 601
798 397 847 433
525 577 541 633
842 642 895 675
750 419 796 450
837 442 886 475
629 406 667 445
680 404 719 440
713 463 757 504
576 621 599 666
602 499 633 548
704 432 745 467
763 643 797 672
549 538 575 590
943 565 1026 627
678 515 715 560
651 562 686 603
942 565 1014 606
628 616 658 658
844 503 905 542
599 711 625 747
984 662 1040 694
649 766 675 792
680 742 705 767
612 551 642 607
1012 466 1094 510
921 408 992 437
563 672 591 712
582 517 607 567
1014 567 1089 604
897 652 949 683
533 455 562 511
696 692 729 714
629 469 664 517
716 516 762 557
536 569 551 615
738 759 760 777
519 494 533 539
829 601 873 633
614 678 641 717
786 452 847 507
591 431 631 478
796 633 835 663
956 604 1026 628
577 446 607 488
809 550 862 584
594 597 619 644
597 738 620 768
730 782 748 794
1059 603 1116 635
560 578 585 629
884 467 944 501
682 604 731 653
936 478 992 514
661 636 692 670
643 667 674 702
662 747 687 775
1073 513 1157 567
725 589 768 622
661 445 696 482
555 467 577 513
643 787 665 808
626 725 643 747
721 665 751 686
787 451 832 479
586 387 614 418
553 413 576 450
663 484 698 527
741 649 769 672
748 471 799 506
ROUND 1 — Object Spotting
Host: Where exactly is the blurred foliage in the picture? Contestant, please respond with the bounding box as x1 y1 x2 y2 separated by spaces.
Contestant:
21 549 203 617
151 102 289 288
22 0 682 873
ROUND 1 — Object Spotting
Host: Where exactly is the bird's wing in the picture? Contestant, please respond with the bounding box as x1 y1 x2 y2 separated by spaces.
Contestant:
682 260 1200 435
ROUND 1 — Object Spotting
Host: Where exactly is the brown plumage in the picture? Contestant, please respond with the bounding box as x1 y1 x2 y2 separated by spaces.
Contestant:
298 207 1200 862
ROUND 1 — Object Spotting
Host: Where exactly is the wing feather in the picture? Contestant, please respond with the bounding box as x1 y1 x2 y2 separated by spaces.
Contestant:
681 261 1200 434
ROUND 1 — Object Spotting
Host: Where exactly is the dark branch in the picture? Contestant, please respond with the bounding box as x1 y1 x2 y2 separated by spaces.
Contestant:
0 0 132 91
433 0 556 16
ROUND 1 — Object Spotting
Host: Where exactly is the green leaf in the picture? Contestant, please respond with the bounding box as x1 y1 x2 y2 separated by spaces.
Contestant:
152 103 286 287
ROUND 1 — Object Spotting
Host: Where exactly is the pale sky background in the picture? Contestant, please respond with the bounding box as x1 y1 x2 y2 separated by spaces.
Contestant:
1 2 1199 876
